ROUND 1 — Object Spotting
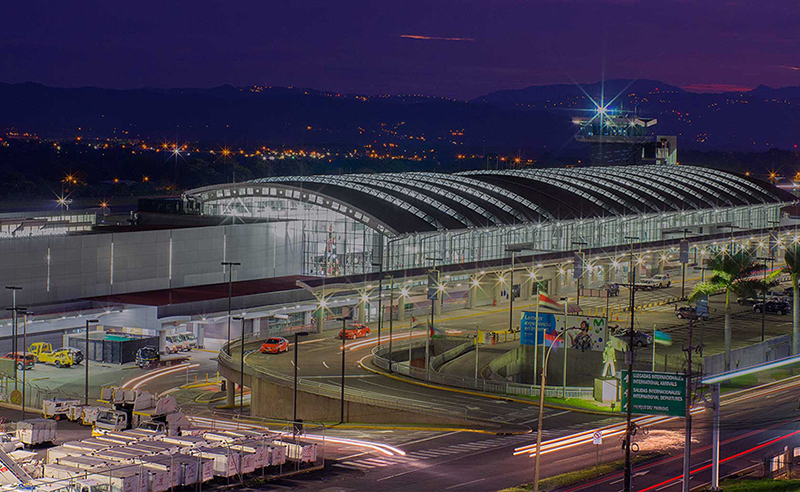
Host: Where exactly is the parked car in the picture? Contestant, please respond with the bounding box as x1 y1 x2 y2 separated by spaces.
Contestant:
650 274 671 288
2 352 36 371
28 342 74 368
338 323 371 339
753 300 791 315
260 337 289 354
676 306 709 321
611 328 652 347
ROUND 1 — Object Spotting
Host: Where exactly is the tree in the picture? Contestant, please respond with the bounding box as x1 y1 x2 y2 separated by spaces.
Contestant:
690 250 771 371
783 244 800 355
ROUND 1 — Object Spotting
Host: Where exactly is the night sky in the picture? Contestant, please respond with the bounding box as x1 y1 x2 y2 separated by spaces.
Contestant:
2 0 798 99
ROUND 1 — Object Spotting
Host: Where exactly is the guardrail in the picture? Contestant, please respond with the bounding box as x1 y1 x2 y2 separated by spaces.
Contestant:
372 344 594 400
219 340 474 421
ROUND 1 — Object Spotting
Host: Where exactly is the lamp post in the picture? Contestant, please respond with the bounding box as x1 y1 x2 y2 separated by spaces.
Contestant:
84 318 100 405
572 241 587 310
506 246 526 334
337 313 352 423
532 327 580 492
387 273 395 372
623 235 639 492
233 316 246 415
21 310 31 419
425 257 442 375
756 256 774 342
5 286 21 389
292 331 309 434
221 261 241 353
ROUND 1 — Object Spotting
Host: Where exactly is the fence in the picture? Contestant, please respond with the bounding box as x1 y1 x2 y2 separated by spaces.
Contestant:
703 334 791 376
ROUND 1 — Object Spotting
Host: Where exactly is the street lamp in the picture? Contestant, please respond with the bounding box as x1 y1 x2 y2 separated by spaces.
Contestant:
532 326 580 492
336 312 353 423
506 245 526 334
5 286 21 389
370 261 383 346
221 261 241 354
20 310 32 419
623 235 639 492
572 240 587 310
292 331 309 434
84 318 100 405
233 316 246 415
425 257 443 375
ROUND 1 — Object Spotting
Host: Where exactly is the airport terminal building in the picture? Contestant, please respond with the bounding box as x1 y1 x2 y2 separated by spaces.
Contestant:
0 164 795 355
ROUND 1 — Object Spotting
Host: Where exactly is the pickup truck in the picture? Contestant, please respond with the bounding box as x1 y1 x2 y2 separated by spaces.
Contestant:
2 352 35 371
29 342 74 368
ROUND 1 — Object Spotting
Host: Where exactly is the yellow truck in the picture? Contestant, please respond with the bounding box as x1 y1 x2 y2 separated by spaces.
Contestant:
29 342 74 368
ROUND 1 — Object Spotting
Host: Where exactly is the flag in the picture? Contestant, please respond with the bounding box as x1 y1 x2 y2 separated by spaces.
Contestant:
654 330 673 346
538 293 562 309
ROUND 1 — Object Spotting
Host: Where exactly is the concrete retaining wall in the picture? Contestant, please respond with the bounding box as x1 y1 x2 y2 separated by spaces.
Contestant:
703 334 791 376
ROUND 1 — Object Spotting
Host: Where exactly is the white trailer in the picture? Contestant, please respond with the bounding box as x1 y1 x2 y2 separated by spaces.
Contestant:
17 419 58 446
55 455 114 471
42 399 81 420
77 407 105 426
126 441 178 456
88 466 147 492
93 433 139 446
139 456 181 490
142 463 170 492
62 440 112 454
193 447 241 478
180 454 214 483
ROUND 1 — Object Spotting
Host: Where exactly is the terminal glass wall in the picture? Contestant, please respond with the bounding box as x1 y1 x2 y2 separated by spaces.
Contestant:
203 194 783 277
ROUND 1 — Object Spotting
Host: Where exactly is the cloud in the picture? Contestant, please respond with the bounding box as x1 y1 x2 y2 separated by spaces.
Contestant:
400 34 475 42
777 65 800 71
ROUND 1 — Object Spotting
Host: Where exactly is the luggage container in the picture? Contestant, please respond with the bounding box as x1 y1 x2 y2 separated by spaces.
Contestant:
179 454 214 483
193 447 241 478
43 463 87 480
88 465 148 492
142 462 170 492
27 478 73 492
99 449 142 464
46 445 88 465
273 441 316 463
126 441 178 456
63 439 112 454
56 455 114 471
170 455 199 487
93 433 139 446
227 440 265 474
139 456 181 489
266 445 286 467
160 435 205 449
17 419 57 446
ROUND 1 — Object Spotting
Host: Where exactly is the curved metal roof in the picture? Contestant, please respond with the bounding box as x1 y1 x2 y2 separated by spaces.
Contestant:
189 165 795 235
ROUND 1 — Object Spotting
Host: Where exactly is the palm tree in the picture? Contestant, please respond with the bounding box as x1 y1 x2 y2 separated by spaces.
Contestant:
783 244 800 355
690 250 771 371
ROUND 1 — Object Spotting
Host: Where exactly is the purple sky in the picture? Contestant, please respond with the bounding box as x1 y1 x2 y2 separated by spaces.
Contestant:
2 0 799 99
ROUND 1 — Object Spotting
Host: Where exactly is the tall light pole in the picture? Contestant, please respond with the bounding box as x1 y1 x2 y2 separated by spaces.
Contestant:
532 327 580 492
233 316 246 415
221 261 241 352
371 261 383 346
506 245 526 333
6 286 21 389
84 318 99 405
425 257 442 375
337 313 352 423
623 235 639 492
387 273 395 372
572 241 587 310
21 310 31 419
292 331 309 433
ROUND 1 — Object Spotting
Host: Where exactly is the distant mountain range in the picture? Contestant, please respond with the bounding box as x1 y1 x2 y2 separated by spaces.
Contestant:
3 79 800 151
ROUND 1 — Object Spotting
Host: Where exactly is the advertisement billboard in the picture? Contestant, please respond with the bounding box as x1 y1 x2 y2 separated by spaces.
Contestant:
520 311 608 351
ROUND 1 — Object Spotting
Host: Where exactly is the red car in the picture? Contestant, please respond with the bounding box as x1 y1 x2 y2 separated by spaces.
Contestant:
260 337 289 354
3 352 36 370
338 323 371 339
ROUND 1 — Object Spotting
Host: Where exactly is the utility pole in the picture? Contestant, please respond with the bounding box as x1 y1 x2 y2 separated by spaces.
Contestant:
623 235 639 492
679 229 691 300
233 316 246 415
572 241 587 310
21 309 30 419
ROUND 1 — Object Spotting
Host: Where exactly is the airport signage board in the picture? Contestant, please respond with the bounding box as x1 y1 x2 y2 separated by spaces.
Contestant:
427 270 440 300
621 370 687 417
679 240 689 264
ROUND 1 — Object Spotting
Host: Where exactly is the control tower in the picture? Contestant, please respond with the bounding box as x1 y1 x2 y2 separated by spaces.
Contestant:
573 110 676 166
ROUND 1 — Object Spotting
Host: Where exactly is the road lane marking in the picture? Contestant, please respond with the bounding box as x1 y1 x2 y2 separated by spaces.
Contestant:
445 477 487 489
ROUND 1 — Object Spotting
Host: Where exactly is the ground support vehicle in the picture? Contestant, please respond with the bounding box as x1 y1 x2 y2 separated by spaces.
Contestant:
42 399 81 420
16 419 57 446
29 343 74 368
676 306 709 321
